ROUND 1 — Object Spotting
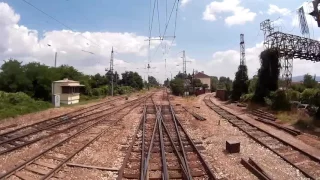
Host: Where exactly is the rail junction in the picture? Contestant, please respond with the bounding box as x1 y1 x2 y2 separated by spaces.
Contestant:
0 90 320 179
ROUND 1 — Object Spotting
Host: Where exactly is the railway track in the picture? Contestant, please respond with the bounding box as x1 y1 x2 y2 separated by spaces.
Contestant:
117 91 216 179
0 96 123 135
0 96 136 155
0 94 150 180
204 95 320 179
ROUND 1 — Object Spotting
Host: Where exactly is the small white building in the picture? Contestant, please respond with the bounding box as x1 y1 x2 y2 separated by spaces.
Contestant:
52 78 84 105
194 71 211 92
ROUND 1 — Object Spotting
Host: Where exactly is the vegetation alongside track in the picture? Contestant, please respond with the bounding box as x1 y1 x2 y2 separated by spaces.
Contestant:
0 59 160 120
0 91 52 120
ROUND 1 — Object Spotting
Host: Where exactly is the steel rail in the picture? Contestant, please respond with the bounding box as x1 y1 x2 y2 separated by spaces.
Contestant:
142 98 159 180
0 106 121 155
156 106 169 180
116 98 149 180
140 103 147 180
168 95 217 180
0 95 149 179
0 97 145 155
159 113 189 177
205 95 319 179
0 96 123 137
41 99 145 180
0 105 115 146
169 103 193 180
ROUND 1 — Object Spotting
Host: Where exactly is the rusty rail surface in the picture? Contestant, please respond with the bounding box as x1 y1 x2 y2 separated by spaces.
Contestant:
0 97 141 155
0 96 123 136
204 95 320 179
241 158 273 180
117 91 216 179
0 95 150 180
182 106 206 121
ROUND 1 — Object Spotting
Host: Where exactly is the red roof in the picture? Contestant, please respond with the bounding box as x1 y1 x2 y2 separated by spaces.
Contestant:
194 72 210 78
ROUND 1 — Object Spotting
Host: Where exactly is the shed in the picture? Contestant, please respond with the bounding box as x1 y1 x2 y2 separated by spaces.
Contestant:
52 78 84 105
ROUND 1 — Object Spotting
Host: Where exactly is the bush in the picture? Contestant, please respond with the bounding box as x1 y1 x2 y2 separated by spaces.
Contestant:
301 88 317 104
290 83 306 93
170 78 184 96
287 89 300 101
92 88 103 96
0 91 52 119
115 86 134 95
240 93 254 102
270 90 291 111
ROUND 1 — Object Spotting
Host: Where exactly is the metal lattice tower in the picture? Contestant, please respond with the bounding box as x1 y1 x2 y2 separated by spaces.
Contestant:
110 47 114 96
260 19 293 88
182 50 186 75
298 6 310 38
240 34 246 66
260 19 274 49
240 34 246 80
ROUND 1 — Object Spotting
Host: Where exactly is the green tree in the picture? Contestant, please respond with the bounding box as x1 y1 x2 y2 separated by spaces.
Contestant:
148 76 159 87
217 76 232 90
253 48 281 103
210 76 218 92
23 62 55 100
164 78 170 87
231 65 249 101
0 59 30 93
192 79 203 87
303 74 317 88
175 72 186 79
248 75 258 93
120 71 144 90
170 78 184 96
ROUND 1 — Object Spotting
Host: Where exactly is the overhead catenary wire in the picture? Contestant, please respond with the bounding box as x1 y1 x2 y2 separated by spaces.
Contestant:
20 0 102 48
151 0 179 59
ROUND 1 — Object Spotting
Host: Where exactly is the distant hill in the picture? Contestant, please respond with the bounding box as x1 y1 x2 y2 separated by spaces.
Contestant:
292 75 320 82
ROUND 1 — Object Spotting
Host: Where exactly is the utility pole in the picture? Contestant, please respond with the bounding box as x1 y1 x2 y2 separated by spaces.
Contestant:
54 52 57 67
182 50 186 75
108 47 114 96
240 34 246 79
147 63 150 90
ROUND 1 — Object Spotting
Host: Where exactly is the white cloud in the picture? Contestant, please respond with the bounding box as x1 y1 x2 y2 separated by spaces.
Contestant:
0 2 168 80
206 43 262 78
292 2 318 32
203 0 256 25
273 18 284 26
205 42 320 79
181 0 191 7
267 4 291 16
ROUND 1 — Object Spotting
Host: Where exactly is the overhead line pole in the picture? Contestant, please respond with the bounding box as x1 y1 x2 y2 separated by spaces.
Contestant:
54 52 57 67
107 47 114 96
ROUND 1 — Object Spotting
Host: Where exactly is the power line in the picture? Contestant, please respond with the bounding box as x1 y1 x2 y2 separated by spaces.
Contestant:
152 0 179 58
156 0 161 37
20 0 102 48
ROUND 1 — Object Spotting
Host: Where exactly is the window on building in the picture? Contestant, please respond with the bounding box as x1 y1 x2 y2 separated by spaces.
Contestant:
62 86 70 94
72 87 80 93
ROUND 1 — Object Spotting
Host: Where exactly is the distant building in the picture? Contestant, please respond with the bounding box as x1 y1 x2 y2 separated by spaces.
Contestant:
52 78 84 105
194 71 211 92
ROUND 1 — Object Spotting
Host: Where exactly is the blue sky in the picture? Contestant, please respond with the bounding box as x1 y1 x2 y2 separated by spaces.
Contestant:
0 0 319 82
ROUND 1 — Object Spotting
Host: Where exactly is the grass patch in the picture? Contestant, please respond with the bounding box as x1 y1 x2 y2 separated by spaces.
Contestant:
294 118 315 131
276 111 300 124
0 91 52 120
